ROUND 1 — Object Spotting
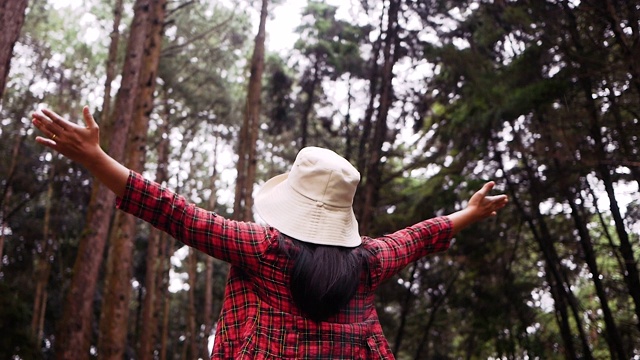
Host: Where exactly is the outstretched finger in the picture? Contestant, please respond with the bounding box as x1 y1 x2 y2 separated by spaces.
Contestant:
35 135 58 149
486 194 508 202
82 106 98 129
32 114 60 139
42 108 71 131
476 181 495 196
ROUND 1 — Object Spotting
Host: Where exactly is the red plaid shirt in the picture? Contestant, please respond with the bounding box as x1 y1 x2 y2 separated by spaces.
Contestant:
117 171 453 359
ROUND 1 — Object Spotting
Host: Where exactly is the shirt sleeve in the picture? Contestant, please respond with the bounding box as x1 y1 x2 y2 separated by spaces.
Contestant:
116 170 273 269
365 216 453 286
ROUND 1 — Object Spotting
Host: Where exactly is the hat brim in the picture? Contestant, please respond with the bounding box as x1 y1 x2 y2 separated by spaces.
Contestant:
254 173 361 247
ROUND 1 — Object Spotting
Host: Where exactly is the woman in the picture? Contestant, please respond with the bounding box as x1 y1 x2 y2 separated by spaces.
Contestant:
32 107 508 359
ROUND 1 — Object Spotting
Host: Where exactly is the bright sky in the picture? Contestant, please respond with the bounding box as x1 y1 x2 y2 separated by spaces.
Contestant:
268 0 306 52
50 0 344 53
265 0 349 53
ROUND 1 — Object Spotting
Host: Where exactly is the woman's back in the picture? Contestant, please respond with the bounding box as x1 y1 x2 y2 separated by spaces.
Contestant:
116 169 453 358
214 255 384 358
29 113 507 359
118 148 452 359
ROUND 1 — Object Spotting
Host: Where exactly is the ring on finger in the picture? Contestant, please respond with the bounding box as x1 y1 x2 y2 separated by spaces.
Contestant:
52 134 57 140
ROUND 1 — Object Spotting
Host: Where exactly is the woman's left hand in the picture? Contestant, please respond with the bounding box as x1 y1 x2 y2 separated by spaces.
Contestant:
32 106 102 168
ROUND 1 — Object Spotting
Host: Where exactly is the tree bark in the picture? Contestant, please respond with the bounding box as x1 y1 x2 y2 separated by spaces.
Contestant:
31 171 56 345
518 149 593 359
202 255 215 358
186 248 198 359
99 0 167 358
0 0 28 100
355 6 384 179
299 60 320 149
233 0 268 221
597 162 640 329
561 0 640 331
0 132 25 268
545 266 576 360
138 105 170 360
159 235 175 360
344 77 354 160
359 0 400 231
585 184 625 272
55 0 151 358
392 262 418 356
564 185 626 360
202 135 219 359
413 272 458 360
100 0 124 141
499 157 578 359
598 0 640 96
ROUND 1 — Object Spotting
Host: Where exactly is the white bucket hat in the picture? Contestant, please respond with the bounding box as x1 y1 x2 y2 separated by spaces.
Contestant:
254 147 362 247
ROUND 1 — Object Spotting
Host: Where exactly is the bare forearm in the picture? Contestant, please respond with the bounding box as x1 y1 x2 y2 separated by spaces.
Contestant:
447 208 482 236
83 148 130 198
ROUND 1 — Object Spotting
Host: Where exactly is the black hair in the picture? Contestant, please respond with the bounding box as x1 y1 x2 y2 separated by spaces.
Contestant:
279 235 369 322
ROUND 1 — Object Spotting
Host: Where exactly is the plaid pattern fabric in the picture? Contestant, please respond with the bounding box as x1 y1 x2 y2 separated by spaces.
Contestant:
117 171 453 359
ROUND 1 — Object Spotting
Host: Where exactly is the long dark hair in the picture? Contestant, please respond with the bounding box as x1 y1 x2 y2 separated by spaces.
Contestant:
279 235 369 322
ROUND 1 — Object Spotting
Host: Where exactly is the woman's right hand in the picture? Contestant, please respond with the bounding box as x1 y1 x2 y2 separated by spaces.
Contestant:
466 181 509 220
32 106 129 197
447 181 508 235
32 106 102 168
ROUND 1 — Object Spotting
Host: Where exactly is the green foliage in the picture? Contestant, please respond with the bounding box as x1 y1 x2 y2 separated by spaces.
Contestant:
2 0 639 358
0 283 41 359
263 54 295 134
160 2 251 128
271 0 370 148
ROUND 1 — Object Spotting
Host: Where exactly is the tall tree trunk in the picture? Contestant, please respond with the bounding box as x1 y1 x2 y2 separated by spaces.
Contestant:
0 0 28 100
99 0 167 358
564 186 626 360
521 151 593 359
606 82 640 186
344 76 354 160
598 0 640 96
55 0 152 358
138 105 171 360
392 262 418 356
355 6 384 178
233 0 268 221
186 248 198 359
528 193 595 358
597 161 640 329
354 9 385 224
100 0 124 140
156 131 191 360
359 0 400 231
507 105 600 358
541 103 627 360
499 158 578 359
585 184 626 271
138 227 161 359
0 131 25 268
31 171 56 345
202 254 215 358
413 271 458 360
561 0 640 331
159 235 175 360
545 266 576 359
299 60 320 149
202 135 219 359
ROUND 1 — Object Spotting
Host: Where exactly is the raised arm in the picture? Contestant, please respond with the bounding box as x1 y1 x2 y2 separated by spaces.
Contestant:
32 106 129 197
369 181 508 284
447 181 508 235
